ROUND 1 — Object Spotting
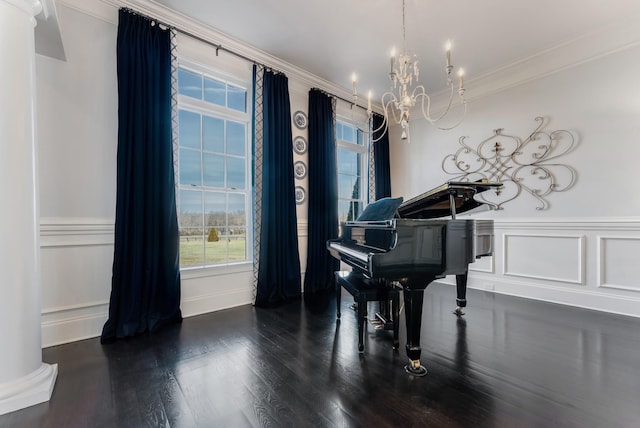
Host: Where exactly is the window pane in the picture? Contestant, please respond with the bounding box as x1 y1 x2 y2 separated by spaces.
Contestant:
203 153 225 188
178 68 202 99
226 121 246 156
203 115 224 153
180 228 204 267
205 227 227 264
338 147 358 174
179 149 201 186
338 200 351 223
228 84 246 112
228 227 247 262
338 174 353 199
347 201 363 221
350 176 361 199
226 157 245 190
357 129 364 145
179 189 202 227
342 123 355 143
179 110 201 149
204 77 225 106
204 191 226 226
228 193 246 226
336 122 343 141
177 64 252 269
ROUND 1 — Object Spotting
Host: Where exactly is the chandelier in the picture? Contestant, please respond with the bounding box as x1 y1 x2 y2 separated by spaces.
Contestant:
352 0 467 142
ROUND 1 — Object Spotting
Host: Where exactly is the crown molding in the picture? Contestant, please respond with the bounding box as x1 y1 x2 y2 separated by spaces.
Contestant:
464 12 640 101
59 0 640 106
92 0 358 103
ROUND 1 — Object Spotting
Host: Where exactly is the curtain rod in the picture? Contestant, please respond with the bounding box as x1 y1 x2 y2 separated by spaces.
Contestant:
121 7 369 113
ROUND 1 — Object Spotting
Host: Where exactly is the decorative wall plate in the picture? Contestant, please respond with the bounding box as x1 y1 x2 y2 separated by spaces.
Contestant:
294 161 307 179
293 136 307 154
295 186 306 205
293 111 308 129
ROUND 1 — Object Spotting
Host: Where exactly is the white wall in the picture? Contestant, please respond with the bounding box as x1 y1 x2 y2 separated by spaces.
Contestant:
36 1 640 349
35 0 364 347
389 40 640 317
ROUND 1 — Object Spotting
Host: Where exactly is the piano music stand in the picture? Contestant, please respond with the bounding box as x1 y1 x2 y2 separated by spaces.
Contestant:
334 271 400 353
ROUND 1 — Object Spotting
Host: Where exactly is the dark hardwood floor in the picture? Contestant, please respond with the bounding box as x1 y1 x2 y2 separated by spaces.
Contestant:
2 283 640 428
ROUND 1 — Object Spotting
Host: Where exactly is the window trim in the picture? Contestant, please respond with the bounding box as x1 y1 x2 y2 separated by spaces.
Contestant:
336 116 370 222
175 58 254 270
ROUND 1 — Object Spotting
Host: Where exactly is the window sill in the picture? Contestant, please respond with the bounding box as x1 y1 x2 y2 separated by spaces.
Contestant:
180 261 253 280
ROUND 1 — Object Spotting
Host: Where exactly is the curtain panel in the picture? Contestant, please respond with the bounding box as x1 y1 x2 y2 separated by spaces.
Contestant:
254 69 302 306
304 89 339 295
102 9 182 343
373 113 392 199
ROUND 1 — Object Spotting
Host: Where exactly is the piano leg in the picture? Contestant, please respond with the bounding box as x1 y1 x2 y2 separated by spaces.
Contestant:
392 290 400 350
403 287 428 376
357 294 366 353
454 270 468 316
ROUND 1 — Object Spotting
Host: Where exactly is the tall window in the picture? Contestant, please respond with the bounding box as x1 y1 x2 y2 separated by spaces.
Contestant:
337 120 368 223
176 63 252 268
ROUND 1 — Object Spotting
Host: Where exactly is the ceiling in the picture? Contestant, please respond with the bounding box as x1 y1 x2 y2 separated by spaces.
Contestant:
152 0 640 99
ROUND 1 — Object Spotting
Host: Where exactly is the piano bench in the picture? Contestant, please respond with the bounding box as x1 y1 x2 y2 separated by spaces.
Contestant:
334 271 400 353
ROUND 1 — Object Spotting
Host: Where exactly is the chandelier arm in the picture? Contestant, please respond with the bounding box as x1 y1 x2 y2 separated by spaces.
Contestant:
370 118 388 143
382 91 403 126
411 86 434 122
416 83 467 130
356 110 389 143
418 83 455 124
432 101 468 131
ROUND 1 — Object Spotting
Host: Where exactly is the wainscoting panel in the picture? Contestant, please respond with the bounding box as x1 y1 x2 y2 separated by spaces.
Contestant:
503 233 585 284
39 219 115 347
597 235 640 291
469 255 494 273
39 218 311 346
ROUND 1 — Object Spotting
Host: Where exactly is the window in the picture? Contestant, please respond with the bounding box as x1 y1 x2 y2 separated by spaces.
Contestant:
176 64 252 268
336 120 368 223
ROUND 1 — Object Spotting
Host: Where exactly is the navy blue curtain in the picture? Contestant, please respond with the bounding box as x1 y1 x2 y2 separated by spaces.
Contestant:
102 9 182 343
373 113 392 199
304 89 339 295
255 70 302 306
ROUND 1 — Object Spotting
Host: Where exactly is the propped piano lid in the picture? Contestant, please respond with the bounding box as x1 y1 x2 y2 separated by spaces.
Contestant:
397 180 502 219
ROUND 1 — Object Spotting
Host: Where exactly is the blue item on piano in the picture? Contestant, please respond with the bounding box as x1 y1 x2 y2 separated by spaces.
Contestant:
356 197 404 221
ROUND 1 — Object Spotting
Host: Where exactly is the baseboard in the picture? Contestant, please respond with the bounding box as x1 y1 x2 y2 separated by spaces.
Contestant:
436 276 640 319
181 287 254 317
41 302 109 347
41 288 255 347
0 363 58 416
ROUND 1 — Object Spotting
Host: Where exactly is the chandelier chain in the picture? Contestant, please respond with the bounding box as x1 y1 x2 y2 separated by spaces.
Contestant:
402 0 406 51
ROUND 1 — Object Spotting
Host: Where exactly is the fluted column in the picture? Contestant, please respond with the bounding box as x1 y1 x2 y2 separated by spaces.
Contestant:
0 0 57 415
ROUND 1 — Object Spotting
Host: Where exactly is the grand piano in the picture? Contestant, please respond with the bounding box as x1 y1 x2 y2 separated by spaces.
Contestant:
327 180 501 376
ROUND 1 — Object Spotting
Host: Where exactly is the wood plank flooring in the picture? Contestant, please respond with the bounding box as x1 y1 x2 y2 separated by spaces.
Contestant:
2 283 640 427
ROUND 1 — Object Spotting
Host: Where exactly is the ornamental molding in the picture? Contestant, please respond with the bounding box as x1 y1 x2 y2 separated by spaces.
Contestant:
442 117 577 210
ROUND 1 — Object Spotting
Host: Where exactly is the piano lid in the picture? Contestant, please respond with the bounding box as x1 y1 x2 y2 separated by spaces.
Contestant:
397 180 502 219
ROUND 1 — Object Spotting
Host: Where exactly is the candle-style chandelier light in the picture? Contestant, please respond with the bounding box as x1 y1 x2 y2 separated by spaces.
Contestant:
352 0 467 142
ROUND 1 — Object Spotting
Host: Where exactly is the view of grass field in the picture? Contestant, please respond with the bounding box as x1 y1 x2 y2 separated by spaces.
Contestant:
179 238 247 267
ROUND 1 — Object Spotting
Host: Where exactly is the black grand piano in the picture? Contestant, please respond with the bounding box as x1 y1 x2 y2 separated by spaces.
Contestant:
327 180 501 376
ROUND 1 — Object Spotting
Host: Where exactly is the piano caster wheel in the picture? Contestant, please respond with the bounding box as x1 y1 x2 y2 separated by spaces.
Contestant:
453 306 465 316
404 361 428 377
358 343 364 353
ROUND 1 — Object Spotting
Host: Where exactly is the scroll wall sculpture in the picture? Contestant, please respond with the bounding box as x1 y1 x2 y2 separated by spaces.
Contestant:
442 117 577 210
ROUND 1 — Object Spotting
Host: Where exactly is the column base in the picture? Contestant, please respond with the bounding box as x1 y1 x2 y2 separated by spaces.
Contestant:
0 363 58 415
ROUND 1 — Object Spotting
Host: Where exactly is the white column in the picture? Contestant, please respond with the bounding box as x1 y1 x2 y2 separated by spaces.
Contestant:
0 0 57 415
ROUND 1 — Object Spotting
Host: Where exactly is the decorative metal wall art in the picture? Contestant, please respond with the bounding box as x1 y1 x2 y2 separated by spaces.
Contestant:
441 117 577 210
